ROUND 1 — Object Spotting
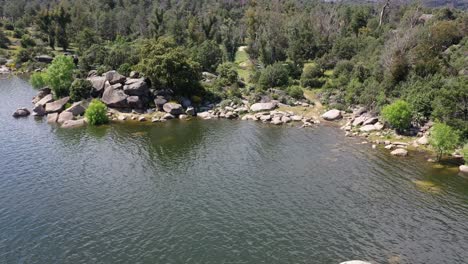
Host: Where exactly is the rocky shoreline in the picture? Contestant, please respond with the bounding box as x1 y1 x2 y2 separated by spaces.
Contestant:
10 69 468 176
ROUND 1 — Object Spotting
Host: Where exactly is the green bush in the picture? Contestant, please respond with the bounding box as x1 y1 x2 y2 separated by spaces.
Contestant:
85 99 109 125
216 63 238 84
0 30 11 49
301 64 324 88
462 144 468 165
429 123 460 161
118 63 132 77
20 35 36 48
258 63 289 89
381 100 413 131
194 40 223 73
30 72 48 89
286 85 304 99
45 55 76 97
70 79 92 102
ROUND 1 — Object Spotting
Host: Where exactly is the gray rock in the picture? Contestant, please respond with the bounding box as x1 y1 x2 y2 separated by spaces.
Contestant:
35 94 54 107
250 102 277 112
416 136 429 145
129 71 140 78
260 115 272 122
391 148 408 157
138 116 147 122
460 165 468 174
352 115 368 126
363 117 379 125
87 76 107 96
65 101 86 116
87 70 98 77
58 111 74 124
127 96 144 109
374 122 384 131
47 113 59 123
281 116 292 123
102 84 129 108
34 55 54 63
104 70 126 85
360 124 377 132
197 112 212 119
291 115 303 121
154 96 168 111
180 97 192 108
179 114 189 120
321 109 342 121
163 103 183 115
123 78 149 96
45 97 70 113
271 116 283 125
13 107 30 117
61 119 86 128
186 106 196 116
32 105 46 116
162 113 175 120
225 112 236 119
32 87 51 104
353 107 367 117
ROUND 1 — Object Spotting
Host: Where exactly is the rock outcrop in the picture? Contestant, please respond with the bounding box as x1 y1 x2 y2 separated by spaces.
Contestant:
45 97 70 113
102 84 128 108
250 102 277 112
163 103 184 115
322 109 342 121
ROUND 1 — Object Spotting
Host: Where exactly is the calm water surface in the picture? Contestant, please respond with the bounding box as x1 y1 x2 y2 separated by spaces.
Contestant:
1 76 468 264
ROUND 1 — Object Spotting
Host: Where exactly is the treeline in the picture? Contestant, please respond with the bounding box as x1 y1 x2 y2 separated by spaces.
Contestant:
0 0 467 139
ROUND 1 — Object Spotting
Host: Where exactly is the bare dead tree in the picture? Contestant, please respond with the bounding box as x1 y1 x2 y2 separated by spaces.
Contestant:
379 0 391 27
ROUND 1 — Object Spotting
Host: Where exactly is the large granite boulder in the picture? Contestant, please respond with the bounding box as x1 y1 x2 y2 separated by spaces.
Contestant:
416 136 429 145
163 103 184 115
460 165 468 174
104 70 126 85
12 107 30 117
250 102 277 112
32 87 51 104
32 105 46 116
321 109 342 121
62 119 86 129
87 76 107 96
34 55 54 63
58 111 74 124
65 101 86 116
359 124 378 132
362 117 379 125
102 84 129 108
154 96 168 111
47 113 59 123
35 94 54 107
45 97 70 113
391 148 408 157
123 78 149 96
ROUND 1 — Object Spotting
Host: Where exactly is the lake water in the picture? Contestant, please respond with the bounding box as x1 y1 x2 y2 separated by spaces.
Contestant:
1 76 468 264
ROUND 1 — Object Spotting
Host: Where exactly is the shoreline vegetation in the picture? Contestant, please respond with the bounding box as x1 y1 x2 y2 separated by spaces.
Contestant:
1 0 467 175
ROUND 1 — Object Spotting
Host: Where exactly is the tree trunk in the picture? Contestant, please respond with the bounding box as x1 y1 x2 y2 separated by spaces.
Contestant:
379 0 391 28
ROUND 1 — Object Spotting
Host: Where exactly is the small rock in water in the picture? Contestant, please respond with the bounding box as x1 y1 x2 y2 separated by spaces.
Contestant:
13 107 30 118
391 148 408 157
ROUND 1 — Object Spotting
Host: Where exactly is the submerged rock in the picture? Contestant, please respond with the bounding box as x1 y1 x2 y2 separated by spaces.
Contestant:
61 119 86 128
391 148 408 157
321 109 342 121
12 107 30 117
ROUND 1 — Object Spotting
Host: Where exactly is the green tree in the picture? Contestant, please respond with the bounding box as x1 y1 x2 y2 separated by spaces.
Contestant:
70 79 92 102
54 6 71 51
216 63 238 84
301 64 324 88
85 99 109 125
136 37 201 96
194 40 223 73
37 9 56 50
0 29 11 49
429 123 460 161
46 55 76 97
381 100 413 131
258 63 289 89
30 72 48 89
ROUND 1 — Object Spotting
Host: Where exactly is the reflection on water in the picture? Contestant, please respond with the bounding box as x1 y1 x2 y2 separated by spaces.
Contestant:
1 77 468 264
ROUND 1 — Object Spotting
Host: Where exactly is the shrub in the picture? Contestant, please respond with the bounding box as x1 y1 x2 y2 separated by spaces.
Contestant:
194 40 223 73
258 63 289 89
462 144 468 165
381 100 413 131
46 55 76 97
30 72 48 89
70 79 92 102
286 85 304 99
118 63 132 77
429 123 460 161
0 30 11 49
20 35 36 48
85 99 109 125
216 63 238 84
301 64 324 88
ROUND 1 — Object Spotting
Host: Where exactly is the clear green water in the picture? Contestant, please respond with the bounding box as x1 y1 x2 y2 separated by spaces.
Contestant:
1 76 468 264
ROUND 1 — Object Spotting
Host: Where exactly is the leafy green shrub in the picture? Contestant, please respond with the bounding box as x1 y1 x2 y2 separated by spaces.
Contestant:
118 63 132 77
258 63 289 89
333 60 354 78
429 123 460 161
194 40 223 73
0 30 11 49
46 55 76 97
381 100 413 131
301 64 324 88
286 85 304 99
216 63 238 84
20 35 36 48
85 99 109 125
462 144 468 165
70 79 92 102
30 72 48 89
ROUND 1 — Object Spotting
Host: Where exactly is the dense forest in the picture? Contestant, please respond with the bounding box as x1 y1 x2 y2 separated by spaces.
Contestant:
0 0 467 140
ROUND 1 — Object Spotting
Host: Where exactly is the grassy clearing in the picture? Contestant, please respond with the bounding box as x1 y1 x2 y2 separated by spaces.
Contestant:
234 46 254 84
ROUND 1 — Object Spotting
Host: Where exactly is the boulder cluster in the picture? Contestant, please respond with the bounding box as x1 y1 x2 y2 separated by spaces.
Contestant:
12 87 88 128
